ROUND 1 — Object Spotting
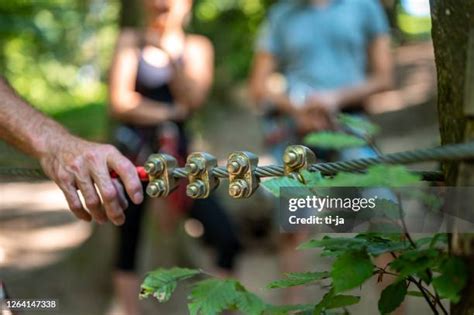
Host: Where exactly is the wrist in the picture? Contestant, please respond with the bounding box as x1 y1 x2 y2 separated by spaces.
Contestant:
167 103 188 121
166 106 179 121
271 93 298 115
329 92 343 111
31 121 71 160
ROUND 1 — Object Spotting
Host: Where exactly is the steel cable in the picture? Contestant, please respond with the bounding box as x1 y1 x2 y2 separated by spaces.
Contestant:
1 141 473 182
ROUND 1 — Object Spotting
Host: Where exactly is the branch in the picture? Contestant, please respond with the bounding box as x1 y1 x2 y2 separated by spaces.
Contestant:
409 276 439 315
396 193 417 249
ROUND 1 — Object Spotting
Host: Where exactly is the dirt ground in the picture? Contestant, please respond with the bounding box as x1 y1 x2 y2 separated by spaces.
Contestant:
0 42 444 315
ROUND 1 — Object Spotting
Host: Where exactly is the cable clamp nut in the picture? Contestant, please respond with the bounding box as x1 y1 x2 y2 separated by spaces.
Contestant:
144 153 178 198
283 145 316 182
185 152 219 199
227 151 259 199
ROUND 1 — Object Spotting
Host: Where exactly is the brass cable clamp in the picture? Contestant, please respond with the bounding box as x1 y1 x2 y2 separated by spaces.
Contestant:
144 154 179 198
283 145 316 183
185 152 219 199
227 151 259 199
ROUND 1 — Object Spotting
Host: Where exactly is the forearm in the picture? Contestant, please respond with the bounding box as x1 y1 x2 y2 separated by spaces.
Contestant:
336 77 391 109
169 68 205 109
251 84 296 115
250 52 294 113
110 93 175 126
0 78 144 226
169 78 199 108
0 78 71 158
336 35 393 110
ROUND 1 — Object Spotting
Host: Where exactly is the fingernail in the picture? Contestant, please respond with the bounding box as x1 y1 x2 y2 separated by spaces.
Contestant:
133 192 144 204
115 217 125 226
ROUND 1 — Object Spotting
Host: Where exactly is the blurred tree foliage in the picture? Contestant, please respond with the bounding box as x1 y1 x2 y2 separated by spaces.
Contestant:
1 0 406 112
0 0 276 116
0 0 404 138
188 0 275 92
0 0 119 114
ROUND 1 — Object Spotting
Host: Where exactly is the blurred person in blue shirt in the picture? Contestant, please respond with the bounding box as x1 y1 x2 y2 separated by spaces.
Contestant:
250 0 393 159
249 0 394 304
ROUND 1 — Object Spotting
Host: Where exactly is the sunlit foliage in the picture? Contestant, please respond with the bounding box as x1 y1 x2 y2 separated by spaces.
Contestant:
0 0 119 114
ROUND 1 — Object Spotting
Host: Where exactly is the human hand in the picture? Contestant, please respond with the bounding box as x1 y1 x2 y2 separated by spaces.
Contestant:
39 135 143 225
291 91 342 134
293 96 336 135
293 107 332 134
156 32 185 63
306 91 341 114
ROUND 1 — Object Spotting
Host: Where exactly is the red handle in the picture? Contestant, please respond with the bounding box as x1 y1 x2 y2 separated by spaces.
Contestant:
110 166 149 182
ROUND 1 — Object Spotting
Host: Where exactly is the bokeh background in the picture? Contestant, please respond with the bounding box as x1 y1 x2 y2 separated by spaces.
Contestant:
0 0 440 314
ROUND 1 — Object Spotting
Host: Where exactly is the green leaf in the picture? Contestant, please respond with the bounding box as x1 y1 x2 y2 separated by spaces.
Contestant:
404 190 444 211
355 232 403 242
265 304 314 315
366 240 410 256
377 198 404 220
378 280 407 314
267 271 330 289
415 234 448 249
260 169 322 197
429 233 449 248
188 279 241 315
303 131 366 149
140 267 200 302
354 233 411 256
317 165 421 187
301 169 323 187
389 249 440 279
416 271 432 285
298 236 367 255
338 113 380 137
368 222 404 233
313 289 361 314
331 250 374 293
432 256 467 303
407 291 425 297
188 279 267 315
261 176 307 197
236 291 267 315
429 234 449 248
323 295 360 309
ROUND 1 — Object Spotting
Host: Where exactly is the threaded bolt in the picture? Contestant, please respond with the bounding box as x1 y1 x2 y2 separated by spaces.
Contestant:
283 150 300 167
146 180 165 197
227 156 248 174
229 180 249 198
145 160 163 175
227 161 240 174
187 160 204 175
186 181 205 198
188 162 197 173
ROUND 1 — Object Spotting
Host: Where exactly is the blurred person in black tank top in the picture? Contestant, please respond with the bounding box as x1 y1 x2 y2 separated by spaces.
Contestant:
108 1 241 314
